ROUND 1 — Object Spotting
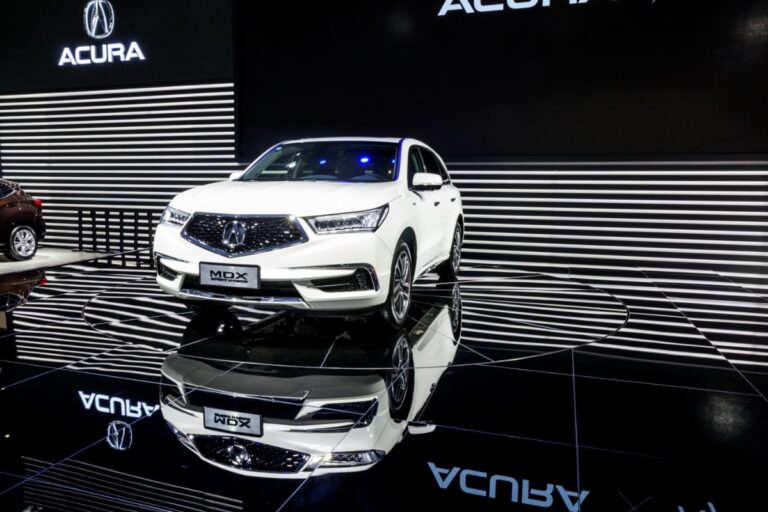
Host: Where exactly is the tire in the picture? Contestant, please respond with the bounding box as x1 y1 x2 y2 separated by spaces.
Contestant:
437 223 462 281
5 225 38 261
380 241 413 329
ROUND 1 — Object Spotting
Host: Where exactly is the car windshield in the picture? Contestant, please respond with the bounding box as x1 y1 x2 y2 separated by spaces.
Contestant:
240 141 399 183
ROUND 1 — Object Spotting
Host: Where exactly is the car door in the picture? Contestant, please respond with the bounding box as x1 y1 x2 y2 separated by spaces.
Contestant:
406 146 440 272
418 147 456 261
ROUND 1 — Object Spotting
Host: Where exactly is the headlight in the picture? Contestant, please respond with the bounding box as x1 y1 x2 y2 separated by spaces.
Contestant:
320 450 385 468
161 206 190 226
306 205 388 234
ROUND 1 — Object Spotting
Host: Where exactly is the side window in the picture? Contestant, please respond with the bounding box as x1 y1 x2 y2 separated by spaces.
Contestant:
436 156 451 183
407 147 424 187
418 148 449 182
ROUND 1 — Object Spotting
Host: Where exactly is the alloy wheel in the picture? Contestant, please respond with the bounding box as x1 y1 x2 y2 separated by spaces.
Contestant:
13 227 36 258
388 335 411 411
391 249 412 324
451 226 462 274
450 283 462 335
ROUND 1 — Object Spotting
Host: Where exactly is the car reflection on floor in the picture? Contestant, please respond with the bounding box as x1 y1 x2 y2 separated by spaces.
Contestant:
160 284 462 478
0 269 45 313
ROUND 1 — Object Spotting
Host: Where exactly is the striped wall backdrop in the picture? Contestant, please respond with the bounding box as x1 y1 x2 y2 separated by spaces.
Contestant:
0 82 766 371
1 84 764 294
452 159 768 292
452 159 768 371
0 82 239 250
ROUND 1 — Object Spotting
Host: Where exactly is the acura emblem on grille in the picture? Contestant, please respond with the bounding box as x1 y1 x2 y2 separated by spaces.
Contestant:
222 221 247 248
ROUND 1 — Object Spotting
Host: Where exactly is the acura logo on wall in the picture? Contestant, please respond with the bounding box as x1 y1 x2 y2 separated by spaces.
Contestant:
106 420 133 451
438 0 589 17
58 0 146 67
222 221 247 248
84 0 115 39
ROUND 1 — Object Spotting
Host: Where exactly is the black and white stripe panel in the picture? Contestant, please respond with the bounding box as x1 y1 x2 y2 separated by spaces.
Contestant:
450 160 767 369
12 266 165 377
22 457 243 512
450 159 768 293
0 82 239 249
13 266 272 378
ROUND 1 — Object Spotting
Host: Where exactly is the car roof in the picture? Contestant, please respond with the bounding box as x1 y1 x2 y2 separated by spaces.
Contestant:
280 136 406 145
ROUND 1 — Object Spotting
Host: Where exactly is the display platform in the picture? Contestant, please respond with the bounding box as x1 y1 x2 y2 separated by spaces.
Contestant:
0 257 766 511
0 249 102 276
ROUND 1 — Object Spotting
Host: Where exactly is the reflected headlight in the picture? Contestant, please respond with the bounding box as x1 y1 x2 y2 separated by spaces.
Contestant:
161 206 190 226
306 205 388 234
320 450 385 468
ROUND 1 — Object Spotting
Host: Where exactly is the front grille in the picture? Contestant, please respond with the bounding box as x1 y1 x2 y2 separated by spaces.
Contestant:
193 436 310 473
185 388 303 420
183 214 307 257
182 276 300 299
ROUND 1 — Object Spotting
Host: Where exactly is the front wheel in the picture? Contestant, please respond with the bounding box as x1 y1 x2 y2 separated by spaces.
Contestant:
380 242 413 329
5 226 39 261
437 223 462 280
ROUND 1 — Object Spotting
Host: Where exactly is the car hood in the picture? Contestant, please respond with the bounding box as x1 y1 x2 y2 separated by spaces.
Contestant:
171 180 401 217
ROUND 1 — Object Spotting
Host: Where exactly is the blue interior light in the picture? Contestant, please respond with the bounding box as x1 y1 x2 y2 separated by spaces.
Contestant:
319 159 327 165
360 156 370 164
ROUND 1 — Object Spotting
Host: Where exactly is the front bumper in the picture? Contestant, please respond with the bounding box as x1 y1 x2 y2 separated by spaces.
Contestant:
152 221 394 312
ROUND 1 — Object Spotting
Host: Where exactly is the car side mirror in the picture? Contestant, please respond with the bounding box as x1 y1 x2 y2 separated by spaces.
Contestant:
412 173 443 191
407 422 437 435
229 170 246 181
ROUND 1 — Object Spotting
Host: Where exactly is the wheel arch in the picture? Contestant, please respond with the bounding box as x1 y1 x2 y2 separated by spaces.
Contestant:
398 227 417 271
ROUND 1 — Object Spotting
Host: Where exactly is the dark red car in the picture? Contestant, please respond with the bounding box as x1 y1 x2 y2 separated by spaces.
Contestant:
0 179 46 260
0 269 46 311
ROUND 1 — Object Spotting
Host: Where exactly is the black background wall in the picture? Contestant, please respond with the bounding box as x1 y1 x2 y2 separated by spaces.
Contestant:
0 0 765 370
0 0 232 92
233 0 768 292
235 0 768 158
0 0 766 290
0 0 236 250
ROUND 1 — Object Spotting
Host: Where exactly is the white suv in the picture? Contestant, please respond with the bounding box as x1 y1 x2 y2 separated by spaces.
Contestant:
153 137 463 327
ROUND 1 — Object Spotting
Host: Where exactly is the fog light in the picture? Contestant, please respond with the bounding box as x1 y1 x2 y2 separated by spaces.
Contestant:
320 450 385 468
354 269 373 290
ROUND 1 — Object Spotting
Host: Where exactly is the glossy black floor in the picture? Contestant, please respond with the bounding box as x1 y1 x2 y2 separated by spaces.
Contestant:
0 257 767 512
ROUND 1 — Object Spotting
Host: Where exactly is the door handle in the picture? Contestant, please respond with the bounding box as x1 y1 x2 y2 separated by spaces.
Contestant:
434 201 440 206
